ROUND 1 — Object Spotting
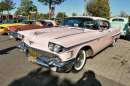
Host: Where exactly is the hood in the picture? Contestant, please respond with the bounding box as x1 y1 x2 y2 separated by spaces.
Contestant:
0 23 26 28
22 27 94 52
9 25 28 32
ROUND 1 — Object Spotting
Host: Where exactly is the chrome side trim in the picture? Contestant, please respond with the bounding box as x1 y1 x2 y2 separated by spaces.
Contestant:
63 35 107 50
112 32 121 37
55 32 87 39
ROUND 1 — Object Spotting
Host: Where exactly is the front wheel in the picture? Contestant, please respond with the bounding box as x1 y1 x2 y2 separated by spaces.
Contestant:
73 50 87 71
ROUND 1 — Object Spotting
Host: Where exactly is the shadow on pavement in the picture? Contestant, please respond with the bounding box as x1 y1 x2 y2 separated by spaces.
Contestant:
1 33 8 35
75 70 102 86
9 68 102 86
0 46 16 55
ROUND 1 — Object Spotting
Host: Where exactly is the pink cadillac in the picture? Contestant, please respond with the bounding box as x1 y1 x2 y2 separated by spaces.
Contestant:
17 16 121 73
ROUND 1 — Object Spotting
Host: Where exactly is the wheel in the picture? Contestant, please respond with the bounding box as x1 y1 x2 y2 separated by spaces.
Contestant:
73 50 87 71
110 39 116 47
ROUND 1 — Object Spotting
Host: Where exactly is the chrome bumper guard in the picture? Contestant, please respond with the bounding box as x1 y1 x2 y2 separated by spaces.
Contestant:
17 43 74 73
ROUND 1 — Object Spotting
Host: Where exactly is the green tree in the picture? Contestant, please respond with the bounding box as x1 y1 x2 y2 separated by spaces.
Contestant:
118 11 127 17
56 12 67 19
72 12 77 16
4 0 16 15
0 1 7 22
87 0 110 18
38 0 66 20
39 13 49 19
18 0 37 20
14 7 22 17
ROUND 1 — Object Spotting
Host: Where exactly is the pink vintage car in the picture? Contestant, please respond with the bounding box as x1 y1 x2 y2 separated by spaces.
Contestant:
17 16 121 73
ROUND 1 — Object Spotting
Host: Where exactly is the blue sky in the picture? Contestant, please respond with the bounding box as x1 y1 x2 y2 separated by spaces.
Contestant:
1 0 130 17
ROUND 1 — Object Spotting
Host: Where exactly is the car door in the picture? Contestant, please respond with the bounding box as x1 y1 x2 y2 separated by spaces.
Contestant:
98 20 112 51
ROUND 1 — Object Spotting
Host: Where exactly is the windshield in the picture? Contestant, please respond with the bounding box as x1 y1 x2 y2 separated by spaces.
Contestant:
20 20 28 24
10 20 17 23
61 18 96 29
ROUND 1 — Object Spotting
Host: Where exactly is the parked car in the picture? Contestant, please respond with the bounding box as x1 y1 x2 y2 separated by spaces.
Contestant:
0 20 34 34
17 16 121 73
0 18 25 25
8 20 57 39
109 17 130 37
55 19 62 25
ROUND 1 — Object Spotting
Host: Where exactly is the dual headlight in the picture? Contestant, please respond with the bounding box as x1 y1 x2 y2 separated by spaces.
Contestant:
17 33 24 40
48 42 64 53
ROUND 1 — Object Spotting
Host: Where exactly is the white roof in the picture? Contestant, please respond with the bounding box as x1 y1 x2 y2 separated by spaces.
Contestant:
44 19 57 26
67 16 108 21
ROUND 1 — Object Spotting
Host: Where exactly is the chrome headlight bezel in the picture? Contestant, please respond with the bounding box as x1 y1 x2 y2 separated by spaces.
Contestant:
48 42 64 53
17 33 24 40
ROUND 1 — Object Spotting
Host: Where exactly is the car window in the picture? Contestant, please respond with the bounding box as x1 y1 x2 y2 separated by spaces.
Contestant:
20 20 28 24
10 20 17 23
61 18 97 30
45 22 53 26
99 20 109 30
112 19 124 22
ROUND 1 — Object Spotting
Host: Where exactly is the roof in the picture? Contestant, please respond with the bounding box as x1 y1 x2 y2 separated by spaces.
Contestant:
66 16 108 21
35 19 57 26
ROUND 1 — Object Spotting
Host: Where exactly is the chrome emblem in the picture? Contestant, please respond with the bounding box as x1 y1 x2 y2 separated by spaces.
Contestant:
29 41 34 45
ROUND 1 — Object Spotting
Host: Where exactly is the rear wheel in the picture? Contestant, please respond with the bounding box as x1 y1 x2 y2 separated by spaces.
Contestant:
110 39 116 47
73 50 86 71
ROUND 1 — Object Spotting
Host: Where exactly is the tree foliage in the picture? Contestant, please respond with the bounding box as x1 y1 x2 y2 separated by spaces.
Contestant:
0 1 7 12
38 0 66 19
4 0 16 12
17 0 37 19
72 12 77 16
118 11 127 17
87 0 110 18
14 7 22 16
0 1 8 22
39 13 49 19
56 12 67 19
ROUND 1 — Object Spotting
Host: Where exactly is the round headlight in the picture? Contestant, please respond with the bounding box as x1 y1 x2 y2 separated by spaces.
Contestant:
17 34 20 38
54 44 61 53
48 43 54 51
17 34 24 40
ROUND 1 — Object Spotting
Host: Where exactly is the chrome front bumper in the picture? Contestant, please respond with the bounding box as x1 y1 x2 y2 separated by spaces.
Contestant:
8 32 18 39
17 43 74 73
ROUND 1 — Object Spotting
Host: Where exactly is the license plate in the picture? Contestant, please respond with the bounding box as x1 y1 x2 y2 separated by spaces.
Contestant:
29 55 35 62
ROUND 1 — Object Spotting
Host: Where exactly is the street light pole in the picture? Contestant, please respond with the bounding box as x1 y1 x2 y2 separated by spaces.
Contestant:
84 0 86 16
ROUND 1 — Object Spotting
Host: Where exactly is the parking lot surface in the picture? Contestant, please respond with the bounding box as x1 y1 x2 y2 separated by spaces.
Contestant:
0 34 130 86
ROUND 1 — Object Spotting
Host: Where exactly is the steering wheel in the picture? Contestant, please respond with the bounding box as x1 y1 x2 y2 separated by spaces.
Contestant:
84 24 93 29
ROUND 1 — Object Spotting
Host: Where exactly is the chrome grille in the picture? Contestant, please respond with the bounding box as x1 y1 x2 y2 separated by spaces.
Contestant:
25 44 56 59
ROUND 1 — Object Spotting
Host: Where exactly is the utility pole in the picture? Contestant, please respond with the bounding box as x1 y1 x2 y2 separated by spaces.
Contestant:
84 0 86 16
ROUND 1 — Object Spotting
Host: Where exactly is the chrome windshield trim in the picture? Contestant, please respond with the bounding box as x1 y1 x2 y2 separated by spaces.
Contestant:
112 32 121 37
63 35 107 50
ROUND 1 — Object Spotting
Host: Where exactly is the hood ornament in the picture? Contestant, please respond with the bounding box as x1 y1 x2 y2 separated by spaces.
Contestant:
29 41 34 45
34 31 46 36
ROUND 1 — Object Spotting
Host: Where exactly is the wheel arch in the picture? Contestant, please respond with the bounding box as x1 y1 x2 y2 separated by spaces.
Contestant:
76 45 94 58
